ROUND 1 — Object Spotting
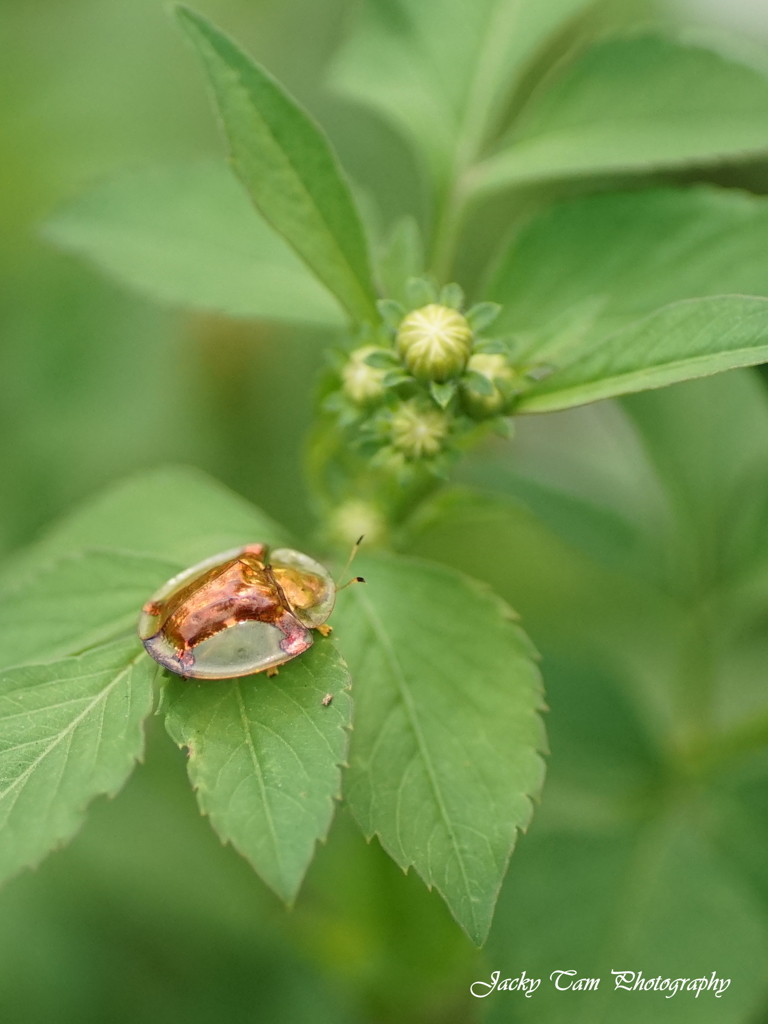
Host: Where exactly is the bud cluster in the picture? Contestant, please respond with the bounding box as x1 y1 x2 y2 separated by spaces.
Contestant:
323 277 526 480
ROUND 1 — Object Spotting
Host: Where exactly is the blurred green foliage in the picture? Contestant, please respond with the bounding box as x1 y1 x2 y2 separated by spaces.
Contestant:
4 0 768 1021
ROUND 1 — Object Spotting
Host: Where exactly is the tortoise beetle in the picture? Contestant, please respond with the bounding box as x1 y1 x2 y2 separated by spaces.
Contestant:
138 543 335 680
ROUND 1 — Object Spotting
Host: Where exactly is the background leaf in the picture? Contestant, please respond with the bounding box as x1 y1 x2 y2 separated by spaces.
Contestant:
415 483 640 576
377 215 425 304
518 295 768 412
0 550 181 670
489 186 768 353
483 186 768 409
178 7 378 324
329 0 595 187
164 637 352 904
42 161 346 329
0 637 155 887
471 35 768 195
622 372 768 584
333 552 546 945
0 465 291 591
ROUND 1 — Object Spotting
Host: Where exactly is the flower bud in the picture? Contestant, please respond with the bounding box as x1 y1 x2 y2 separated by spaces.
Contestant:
341 346 387 404
396 304 473 382
390 400 449 459
329 499 387 548
462 353 516 418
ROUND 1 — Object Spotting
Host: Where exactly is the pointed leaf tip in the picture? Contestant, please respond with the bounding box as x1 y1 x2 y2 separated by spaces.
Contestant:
175 6 378 325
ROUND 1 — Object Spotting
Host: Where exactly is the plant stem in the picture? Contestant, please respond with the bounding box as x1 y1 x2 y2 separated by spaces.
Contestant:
680 714 768 778
428 176 473 284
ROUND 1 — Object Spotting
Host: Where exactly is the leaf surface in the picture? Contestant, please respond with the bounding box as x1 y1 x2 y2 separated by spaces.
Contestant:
178 7 377 324
164 638 351 903
621 373 768 584
0 465 290 591
333 552 545 945
485 187 768 410
472 35 768 194
490 187 768 348
0 550 180 671
329 0 593 184
0 638 155 886
518 296 768 412
42 160 346 328
430 480 640 575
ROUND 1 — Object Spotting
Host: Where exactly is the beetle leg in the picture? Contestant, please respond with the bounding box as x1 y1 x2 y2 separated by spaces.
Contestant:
315 623 333 637
266 666 279 678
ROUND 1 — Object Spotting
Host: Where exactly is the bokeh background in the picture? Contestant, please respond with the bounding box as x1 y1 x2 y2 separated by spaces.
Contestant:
4 1 768 1022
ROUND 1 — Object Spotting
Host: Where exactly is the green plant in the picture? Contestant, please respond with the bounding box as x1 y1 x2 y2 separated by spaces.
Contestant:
6 0 768 979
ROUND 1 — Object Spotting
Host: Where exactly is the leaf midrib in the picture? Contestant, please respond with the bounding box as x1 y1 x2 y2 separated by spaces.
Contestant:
354 586 479 936
233 682 285 895
456 0 524 166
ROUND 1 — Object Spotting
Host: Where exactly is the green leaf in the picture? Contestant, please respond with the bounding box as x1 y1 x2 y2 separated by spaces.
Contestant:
429 380 458 408
447 474 640 573
0 637 155 886
490 188 768 358
485 187 768 409
334 552 545 945
621 372 768 585
364 348 400 369
0 550 181 671
177 7 378 325
41 160 346 328
517 296 768 413
329 0 594 186
471 35 768 195
464 370 496 397
0 471 351 904
164 638 352 904
377 216 425 305
405 276 437 308
466 302 501 333
0 465 290 591
439 282 464 310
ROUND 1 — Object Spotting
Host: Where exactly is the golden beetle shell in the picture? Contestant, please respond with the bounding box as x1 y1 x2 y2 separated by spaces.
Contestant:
138 544 335 680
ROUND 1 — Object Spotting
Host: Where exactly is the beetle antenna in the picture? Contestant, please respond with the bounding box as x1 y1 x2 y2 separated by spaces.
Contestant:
336 536 365 590
336 575 366 592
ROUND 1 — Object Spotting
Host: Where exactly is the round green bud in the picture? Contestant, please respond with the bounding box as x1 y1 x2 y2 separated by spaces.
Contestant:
390 400 449 459
328 499 387 548
341 346 387 404
396 304 473 382
462 353 516 419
